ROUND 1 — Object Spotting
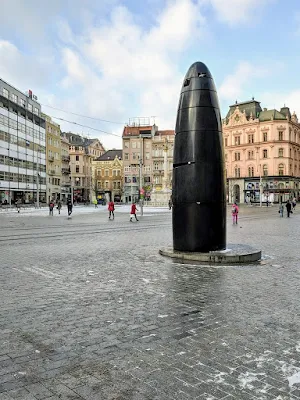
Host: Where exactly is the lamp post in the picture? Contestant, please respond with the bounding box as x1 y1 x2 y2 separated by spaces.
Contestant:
36 147 40 208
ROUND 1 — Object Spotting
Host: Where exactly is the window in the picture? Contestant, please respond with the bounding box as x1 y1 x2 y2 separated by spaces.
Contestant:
234 152 240 161
278 164 284 176
76 166 79 173
278 131 283 141
105 181 109 188
124 141 129 148
144 176 151 183
235 136 240 145
248 167 254 177
224 138 228 147
248 151 254 160
19 98 26 108
263 132 268 142
75 155 79 161
248 134 254 144
11 93 17 103
146 152 150 160
28 103 33 112
113 170 117 177
154 162 159 170
125 177 131 183
34 107 39 115
132 142 137 149
263 165 268 176
234 167 240 178
124 153 129 160
2 88 8 98
113 182 117 189
278 148 284 157
117 181 121 189
105 170 109 177
263 149 268 158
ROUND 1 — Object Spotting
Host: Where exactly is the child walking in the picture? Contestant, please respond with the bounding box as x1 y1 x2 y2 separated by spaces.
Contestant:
232 202 239 225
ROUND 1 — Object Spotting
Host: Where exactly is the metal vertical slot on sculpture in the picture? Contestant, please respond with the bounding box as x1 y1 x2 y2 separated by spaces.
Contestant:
172 62 226 252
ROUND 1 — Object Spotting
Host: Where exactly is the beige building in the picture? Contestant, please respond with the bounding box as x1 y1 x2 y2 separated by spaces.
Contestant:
62 132 105 203
92 150 123 203
223 99 300 204
43 114 62 203
122 124 174 203
60 135 71 202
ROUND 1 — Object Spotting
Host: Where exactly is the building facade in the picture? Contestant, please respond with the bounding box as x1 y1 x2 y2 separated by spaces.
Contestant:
43 114 62 203
62 132 105 203
122 124 174 203
0 79 46 204
60 135 71 202
223 99 300 204
92 150 122 203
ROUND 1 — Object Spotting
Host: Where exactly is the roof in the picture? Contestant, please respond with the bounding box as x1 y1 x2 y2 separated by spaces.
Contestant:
123 125 153 137
259 109 287 122
95 149 122 161
155 130 175 136
226 99 262 119
62 132 104 149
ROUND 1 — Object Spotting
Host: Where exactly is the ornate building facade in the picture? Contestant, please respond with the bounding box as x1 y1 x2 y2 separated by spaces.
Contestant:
122 124 174 203
223 99 300 204
92 150 122 203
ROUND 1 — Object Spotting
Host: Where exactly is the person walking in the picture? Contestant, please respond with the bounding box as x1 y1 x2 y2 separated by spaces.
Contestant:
108 200 115 220
279 203 284 217
168 198 172 210
130 202 139 222
49 200 55 216
57 200 62 215
286 200 292 217
67 198 73 217
292 197 296 211
232 202 239 225
94 199 98 208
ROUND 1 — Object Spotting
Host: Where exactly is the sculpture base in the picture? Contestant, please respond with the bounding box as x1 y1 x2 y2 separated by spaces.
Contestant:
159 244 261 264
151 190 171 206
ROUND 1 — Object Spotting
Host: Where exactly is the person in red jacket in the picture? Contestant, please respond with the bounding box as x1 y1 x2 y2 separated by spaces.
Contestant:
130 202 139 222
108 200 115 220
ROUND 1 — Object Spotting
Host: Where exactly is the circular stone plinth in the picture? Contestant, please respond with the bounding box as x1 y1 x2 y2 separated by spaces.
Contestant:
159 244 261 264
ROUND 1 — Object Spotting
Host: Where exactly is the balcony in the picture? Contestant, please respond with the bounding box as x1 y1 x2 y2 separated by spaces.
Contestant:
48 156 54 162
62 155 70 162
62 168 71 175
48 169 56 175
153 169 164 175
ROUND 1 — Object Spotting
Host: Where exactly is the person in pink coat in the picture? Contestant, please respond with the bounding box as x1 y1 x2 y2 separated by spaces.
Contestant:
232 202 239 225
108 200 115 220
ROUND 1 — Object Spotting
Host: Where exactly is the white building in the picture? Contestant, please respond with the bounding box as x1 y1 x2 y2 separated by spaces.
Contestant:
0 79 47 204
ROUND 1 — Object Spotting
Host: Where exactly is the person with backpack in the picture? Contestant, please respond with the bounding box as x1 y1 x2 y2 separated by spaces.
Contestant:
49 200 55 216
232 202 239 225
130 202 139 222
108 200 115 220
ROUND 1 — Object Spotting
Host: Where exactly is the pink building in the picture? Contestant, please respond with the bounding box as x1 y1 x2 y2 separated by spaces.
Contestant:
223 99 300 204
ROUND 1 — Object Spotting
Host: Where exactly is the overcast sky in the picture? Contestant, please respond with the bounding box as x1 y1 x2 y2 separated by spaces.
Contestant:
1 0 300 149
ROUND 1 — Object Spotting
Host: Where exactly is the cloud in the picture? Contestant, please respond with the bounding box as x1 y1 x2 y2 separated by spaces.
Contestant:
260 89 300 119
54 0 207 147
219 61 268 102
209 0 274 25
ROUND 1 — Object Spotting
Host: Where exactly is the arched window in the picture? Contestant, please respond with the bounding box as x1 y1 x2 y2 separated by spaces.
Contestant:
278 148 284 157
263 149 268 158
263 165 268 176
248 167 254 177
278 163 284 176
263 132 268 142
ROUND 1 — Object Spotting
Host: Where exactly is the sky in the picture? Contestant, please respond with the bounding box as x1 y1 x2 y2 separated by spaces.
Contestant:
1 0 300 150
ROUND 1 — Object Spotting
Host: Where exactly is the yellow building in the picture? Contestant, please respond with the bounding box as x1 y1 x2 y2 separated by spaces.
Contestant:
42 114 62 203
92 150 123 203
60 135 71 202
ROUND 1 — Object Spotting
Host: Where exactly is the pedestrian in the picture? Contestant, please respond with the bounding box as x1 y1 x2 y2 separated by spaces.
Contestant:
232 202 239 225
94 199 98 208
49 200 55 216
108 200 115 220
67 198 73 217
130 202 139 222
286 200 292 218
292 197 296 211
168 198 172 210
57 200 62 215
279 203 284 217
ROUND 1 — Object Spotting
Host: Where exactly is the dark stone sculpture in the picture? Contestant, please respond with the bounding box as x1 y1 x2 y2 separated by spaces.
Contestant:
172 62 226 252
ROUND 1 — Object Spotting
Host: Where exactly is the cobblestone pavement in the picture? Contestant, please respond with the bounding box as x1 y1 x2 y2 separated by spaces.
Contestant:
1 206 300 399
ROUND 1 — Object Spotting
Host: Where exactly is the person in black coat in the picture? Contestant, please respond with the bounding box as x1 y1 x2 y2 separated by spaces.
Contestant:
286 200 292 217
